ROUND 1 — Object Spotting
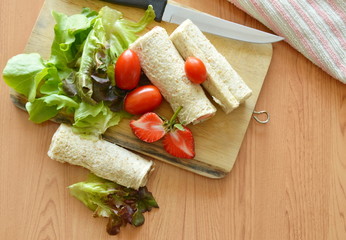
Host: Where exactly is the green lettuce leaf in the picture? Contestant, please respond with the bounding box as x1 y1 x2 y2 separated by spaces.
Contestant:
38 64 62 95
76 18 106 104
61 71 78 97
100 5 156 59
2 6 155 138
72 101 131 136
49 8 98 70
69 174 116 216
75 5 155 104
26 94 79 123
2 53 46 102
68 173 159 235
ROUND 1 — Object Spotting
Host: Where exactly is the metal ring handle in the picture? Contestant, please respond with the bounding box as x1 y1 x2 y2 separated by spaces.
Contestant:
252 110 270 124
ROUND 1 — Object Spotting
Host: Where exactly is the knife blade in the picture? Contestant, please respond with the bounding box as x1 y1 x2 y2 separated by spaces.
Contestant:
102 0 284 44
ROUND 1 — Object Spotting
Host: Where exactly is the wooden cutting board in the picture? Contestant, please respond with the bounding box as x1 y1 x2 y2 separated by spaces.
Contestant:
11 0 273 178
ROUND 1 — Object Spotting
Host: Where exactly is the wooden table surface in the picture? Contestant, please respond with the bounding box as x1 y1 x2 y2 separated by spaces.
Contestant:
1 0 345 239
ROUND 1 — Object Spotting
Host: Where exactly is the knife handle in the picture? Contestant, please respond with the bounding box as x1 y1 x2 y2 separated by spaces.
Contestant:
102 0 167 21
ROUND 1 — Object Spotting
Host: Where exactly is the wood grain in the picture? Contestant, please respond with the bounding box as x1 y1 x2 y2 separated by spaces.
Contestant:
1 0 345 239
12 0 273 178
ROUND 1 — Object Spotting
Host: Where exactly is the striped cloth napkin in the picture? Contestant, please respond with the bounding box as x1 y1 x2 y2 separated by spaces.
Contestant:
227 0 346 84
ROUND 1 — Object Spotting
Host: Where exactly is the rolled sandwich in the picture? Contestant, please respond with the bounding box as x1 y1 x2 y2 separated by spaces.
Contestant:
48 124 154 190
170 19 252 114
130 26 216 125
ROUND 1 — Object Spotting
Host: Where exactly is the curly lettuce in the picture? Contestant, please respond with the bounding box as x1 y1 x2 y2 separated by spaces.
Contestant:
72 101 131 136
2 6 155 137
76 5 155 104
26 94 79 123
49 8 98 71
3 53 46 102
69 173 159 235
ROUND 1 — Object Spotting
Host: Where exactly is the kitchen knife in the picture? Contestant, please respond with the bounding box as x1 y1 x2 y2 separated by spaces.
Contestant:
102 0 284 44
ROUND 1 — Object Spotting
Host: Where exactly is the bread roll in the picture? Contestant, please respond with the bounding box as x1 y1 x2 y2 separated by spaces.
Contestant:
48 124 154 190
170 19 252 114
130 26 216 125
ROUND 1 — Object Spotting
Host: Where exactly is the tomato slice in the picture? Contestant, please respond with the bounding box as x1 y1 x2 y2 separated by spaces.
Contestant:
115 49 141 90
184 56 207 84
124 85 163 115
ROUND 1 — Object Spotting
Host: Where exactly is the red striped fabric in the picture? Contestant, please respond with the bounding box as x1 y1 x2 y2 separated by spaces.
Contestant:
228 0 346 84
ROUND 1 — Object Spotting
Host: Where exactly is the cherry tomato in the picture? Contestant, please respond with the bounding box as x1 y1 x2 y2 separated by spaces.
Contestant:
124 85 163 115
115 49 141 90
184 56 207 84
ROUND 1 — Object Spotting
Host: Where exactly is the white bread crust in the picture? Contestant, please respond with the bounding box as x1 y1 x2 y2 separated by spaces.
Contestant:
170 19 252 113
130 26 216 124
48 124 153 189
